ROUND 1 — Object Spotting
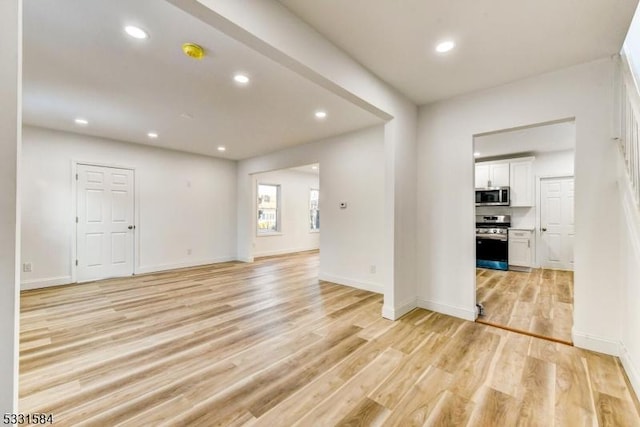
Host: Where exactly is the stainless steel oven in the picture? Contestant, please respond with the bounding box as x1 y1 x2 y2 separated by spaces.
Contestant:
476 215 510 270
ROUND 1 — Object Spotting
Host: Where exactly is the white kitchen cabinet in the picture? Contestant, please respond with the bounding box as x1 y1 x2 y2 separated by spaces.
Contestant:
509 229 534 270
510 158 534 207
475 164 490 188
475 161 509 187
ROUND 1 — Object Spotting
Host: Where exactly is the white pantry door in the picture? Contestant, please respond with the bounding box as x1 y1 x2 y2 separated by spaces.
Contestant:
77 164 135 282
539 176 575 270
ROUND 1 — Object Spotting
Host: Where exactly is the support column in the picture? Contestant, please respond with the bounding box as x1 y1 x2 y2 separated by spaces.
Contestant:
0 0 22 412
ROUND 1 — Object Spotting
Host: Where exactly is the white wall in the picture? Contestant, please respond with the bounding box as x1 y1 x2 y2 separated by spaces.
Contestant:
238 125 386 293
531 149 575 178
418 58 622 355
0 0 21 412
21 126 237 288
253 168 319 257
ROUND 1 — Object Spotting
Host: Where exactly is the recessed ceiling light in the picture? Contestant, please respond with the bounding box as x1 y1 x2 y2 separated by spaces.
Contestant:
124 25 149 40
314 111 327 119
147 132 158 139
233 74 250 84
435 40 455 53
217 146 226 152
74 118 88 126
474 152 480 157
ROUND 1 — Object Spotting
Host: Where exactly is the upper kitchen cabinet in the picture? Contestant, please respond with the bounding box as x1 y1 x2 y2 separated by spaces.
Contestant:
475 156 535 207
475 161 509 188
509 157 534 207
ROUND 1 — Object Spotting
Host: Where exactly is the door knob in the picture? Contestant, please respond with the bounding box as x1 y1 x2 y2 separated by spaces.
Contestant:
128 225 134 230
541 227 547 232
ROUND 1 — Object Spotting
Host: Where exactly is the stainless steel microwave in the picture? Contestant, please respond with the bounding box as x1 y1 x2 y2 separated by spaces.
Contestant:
475 187 510 206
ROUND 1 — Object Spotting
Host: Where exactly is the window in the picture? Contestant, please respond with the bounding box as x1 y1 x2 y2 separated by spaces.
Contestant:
257 184 280 234
310 188 320 231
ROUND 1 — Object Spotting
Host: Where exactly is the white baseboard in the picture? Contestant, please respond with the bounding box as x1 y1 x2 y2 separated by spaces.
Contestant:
136 256 236 275
416 298 476 321
572 329 620 356
620 342 640 400
21 275 73 290
253 246 319 258
382 298 417 320
236 256 254 263
318 272 383 294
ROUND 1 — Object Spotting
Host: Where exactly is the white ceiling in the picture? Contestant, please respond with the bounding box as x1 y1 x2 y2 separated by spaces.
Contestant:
23 0 639 160
22 0 383 160
278 0 639 104
474 121 575 159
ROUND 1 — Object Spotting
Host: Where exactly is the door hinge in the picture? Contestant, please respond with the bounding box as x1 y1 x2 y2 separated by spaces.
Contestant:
75 173 78 181
75 259 78 266
76 216 78 223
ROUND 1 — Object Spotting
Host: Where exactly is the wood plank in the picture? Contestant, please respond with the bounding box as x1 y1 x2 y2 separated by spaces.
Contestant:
517 356 556 426
334 397 390 427
294 347 403 425
468 387 521 426
477 267 573 343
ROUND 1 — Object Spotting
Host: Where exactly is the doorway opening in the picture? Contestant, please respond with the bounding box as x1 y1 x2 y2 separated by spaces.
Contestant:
250 163 320 260
473 119 576 344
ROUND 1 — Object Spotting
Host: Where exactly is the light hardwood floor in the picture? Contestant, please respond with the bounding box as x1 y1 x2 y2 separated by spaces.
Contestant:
20 252 639 426
476 268 574 344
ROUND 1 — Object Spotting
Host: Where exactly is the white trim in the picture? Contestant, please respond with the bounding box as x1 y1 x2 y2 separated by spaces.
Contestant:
256 232 283 237
70 160 77 283
572 329 620 356
417 298 477 321
136 256 236 275
236 256 254 263
382 298 417 320
620 342 640 401
21 276 72 290
318 272 383 294
254 247 319 258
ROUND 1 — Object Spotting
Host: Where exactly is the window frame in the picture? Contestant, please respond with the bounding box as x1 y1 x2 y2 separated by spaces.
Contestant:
309 187 320 233
256 183 281 236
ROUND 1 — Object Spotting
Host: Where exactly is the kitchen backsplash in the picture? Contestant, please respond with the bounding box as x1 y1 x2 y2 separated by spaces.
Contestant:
476 206 536 229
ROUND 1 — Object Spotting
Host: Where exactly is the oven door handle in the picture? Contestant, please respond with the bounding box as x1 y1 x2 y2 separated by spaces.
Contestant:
476 234 508 241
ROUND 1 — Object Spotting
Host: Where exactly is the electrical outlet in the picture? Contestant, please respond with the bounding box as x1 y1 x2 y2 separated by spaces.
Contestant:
369 265 376 274
187 249 192 255
23 262 33 273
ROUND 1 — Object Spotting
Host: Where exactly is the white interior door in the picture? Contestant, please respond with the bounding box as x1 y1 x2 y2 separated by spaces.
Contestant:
77 164 135 282
539 176 574 270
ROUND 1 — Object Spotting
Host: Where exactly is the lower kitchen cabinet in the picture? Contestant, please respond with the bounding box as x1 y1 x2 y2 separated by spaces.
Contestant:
509 229 534 270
